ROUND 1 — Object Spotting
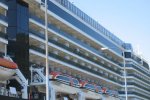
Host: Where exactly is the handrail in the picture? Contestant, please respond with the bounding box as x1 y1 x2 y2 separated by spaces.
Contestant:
29 45 122 85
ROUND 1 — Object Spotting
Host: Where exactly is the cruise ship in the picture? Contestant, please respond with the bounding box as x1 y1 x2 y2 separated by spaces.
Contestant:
0 1 28 100
0 0 149 100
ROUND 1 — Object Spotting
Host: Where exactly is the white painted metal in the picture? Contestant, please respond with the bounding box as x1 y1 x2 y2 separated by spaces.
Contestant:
123 51 128 100
43 0 50 100
78 91 85 100
11 69 28 99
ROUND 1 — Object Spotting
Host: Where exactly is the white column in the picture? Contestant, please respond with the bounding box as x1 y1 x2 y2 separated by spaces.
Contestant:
123 52 128 100
50 87 56 100
78 91 85 100
102 95 105 100
21 85 28 99
44 0 50 100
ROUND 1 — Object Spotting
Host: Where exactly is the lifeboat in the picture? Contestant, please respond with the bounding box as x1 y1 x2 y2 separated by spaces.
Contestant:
0 57 18 82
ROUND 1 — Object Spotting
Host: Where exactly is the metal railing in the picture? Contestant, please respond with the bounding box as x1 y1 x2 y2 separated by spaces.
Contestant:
127 74 150 85
29 45 122 85
119 91 150 99
29 14 123 67
120 81 150 93
0 31 7 39
29 29 45 39
53 0 124 47
48 38 122 75
126 63 150 77
0 13 7 23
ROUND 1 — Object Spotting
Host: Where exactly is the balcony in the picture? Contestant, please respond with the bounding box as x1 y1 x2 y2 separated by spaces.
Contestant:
52 0 124 48
119 91 150 99
49 53 121 84
131 55 144 69
126 63 150 77
127 74 150 85
0 13 7 23
126 82 150 92
29 14 45 25
29 29 45 39
29 45 122 85
30 45 45 54
0 31 7 39
29 14 123 67
48 39 122 75
29 29 122 76
48 22 123 67
0 1 7 6
120 82 150 93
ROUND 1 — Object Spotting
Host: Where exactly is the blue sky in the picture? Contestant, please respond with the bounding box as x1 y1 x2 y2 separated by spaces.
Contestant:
69 0 150 64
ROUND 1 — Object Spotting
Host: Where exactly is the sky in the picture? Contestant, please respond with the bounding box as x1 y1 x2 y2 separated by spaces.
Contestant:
69 0 150 65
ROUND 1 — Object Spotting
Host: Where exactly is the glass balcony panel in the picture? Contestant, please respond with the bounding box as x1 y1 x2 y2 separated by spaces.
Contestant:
29 45 121 84
0 13 7 23
29 14 123 67
0 31 7 39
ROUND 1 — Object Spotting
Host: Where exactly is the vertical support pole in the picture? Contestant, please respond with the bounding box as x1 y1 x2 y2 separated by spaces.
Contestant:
123 51 128 100
44 0 50 100
22 85 28 99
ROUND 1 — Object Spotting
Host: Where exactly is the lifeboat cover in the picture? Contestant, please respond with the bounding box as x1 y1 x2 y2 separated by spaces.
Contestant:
0 58 18 69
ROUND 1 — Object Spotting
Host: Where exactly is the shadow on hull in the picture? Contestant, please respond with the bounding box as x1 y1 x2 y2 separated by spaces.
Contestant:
0 95 27 100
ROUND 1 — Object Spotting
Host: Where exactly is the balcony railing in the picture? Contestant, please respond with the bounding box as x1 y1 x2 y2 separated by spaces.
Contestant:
29 14 123 67
48 22 123 67
119 91 150 99
0 1 7 6
48 39 122 75
53 0 124 47
127 74 150 85
0 14 7 23
29 29 122 75
130 57 149 70
29 29 45 39
120 81 150 92
0 31 7 39
49 52 121 84
126 82 150 92
30 45 45 54
126 63 150 77
29 14 45 25
131 54 141 63
29 45 122 85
